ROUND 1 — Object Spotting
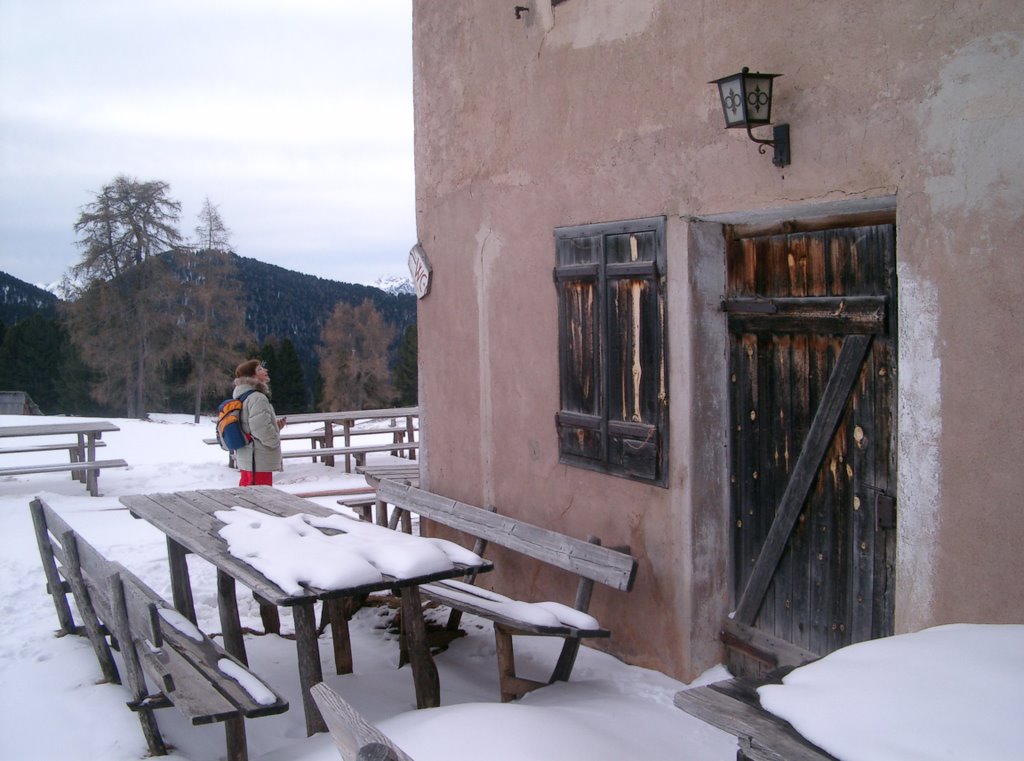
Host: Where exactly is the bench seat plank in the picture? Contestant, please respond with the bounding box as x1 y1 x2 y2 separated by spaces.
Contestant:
420 580 608 638
673 680 836 761
374 481 638 702
140 644 243 725
0 441 106 455
117 566 288 720
0 458 127 476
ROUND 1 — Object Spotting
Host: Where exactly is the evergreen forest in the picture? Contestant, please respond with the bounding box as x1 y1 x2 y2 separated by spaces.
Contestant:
0 262 417 418
1 177 419 420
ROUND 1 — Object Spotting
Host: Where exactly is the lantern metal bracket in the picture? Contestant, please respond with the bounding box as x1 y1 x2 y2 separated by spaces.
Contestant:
745 124 790 167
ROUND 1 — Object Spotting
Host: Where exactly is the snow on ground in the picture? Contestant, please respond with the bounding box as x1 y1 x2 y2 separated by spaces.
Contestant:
0 413 734 761
0 413 1018 761
758 623 1024 761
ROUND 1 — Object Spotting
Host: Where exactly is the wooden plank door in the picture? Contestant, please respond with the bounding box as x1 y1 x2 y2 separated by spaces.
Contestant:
725 223 897 676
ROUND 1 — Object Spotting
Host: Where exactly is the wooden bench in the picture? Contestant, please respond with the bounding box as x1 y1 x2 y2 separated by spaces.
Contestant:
375 480 638 702
336 493 380 522
0 440 105 456
29 497 288 761
206 439 419 473
280 441 419 473
205 431 329 467
673 676 836 761
311 682 414 761
0 458 128 496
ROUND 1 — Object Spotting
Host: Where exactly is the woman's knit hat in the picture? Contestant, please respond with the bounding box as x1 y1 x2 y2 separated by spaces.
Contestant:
235 359 260 378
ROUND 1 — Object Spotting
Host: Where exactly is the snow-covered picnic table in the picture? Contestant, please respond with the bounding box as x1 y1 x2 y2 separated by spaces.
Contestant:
119 486 490 736
0 420 127 495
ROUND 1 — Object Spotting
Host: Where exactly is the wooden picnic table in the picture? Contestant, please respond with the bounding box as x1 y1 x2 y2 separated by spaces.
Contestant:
206 406 419 471
282 407 418 469
119 486 490 736
357 460 421 529
0 421 126 496
358 461 421 487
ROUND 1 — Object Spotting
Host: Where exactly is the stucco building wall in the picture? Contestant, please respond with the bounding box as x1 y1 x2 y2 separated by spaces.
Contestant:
411 0 1024 681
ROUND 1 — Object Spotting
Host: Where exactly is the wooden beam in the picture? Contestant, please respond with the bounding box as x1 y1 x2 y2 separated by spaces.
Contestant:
724 296 887 335
721 618 819 670
674 683 836 761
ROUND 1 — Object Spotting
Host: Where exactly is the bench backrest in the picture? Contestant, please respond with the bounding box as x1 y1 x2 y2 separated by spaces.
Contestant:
32 498 163 645
377 480 637 592
311 683 415 761
31 497 288 722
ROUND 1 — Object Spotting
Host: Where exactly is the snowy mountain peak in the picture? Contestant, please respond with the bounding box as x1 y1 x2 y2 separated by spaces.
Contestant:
374 274 415 296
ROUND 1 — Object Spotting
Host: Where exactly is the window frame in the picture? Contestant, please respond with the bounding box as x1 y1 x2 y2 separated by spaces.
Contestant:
554 215 668 487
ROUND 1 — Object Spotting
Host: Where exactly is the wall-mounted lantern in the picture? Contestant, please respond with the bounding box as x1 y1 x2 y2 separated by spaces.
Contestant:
710 67 790 167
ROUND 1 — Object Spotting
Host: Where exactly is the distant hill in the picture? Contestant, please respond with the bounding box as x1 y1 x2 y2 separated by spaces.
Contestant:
0 272 59 326
231 253 416 377
0 258 416 385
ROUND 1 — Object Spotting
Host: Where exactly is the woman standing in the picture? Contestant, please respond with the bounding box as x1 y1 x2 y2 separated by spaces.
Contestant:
232 359 286 486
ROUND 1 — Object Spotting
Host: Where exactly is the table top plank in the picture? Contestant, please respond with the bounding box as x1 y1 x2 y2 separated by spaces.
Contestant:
195 487 338 522
0 421 120 439
121 491 303 605
120 487 490 608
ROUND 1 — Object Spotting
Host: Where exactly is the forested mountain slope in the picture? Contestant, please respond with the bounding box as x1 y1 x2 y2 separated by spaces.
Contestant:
0 272 58 326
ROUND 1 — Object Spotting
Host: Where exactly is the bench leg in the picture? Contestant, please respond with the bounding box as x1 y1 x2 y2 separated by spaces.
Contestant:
549 545 598 683
253 593 281 635
108 574 168 756
62 531 121 684
387 506 412 533
399 585 440 709
29 500 79 636
293 603 327 735
86 467 100 497
325 598 354 675
550 637 583 683
217 570 248 667
72 434 86 483
167 538 197 624
494 626 545 702
225 717 248 761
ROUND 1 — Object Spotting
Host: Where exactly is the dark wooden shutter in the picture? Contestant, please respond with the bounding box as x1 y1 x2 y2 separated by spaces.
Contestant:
555 217 667 485
605 230 663 480
555 234 604 463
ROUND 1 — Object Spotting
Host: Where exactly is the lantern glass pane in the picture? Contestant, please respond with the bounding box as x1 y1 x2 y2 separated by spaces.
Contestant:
744 75 774 125
716 75 747 127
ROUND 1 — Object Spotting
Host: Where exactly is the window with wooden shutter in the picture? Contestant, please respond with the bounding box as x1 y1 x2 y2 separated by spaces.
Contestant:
554 216 668 486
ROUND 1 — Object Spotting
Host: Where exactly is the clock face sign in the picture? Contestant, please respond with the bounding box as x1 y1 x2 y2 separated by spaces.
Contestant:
408 244 433 300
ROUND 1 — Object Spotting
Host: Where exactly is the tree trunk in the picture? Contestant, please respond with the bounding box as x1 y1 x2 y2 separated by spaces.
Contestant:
135 338 146 420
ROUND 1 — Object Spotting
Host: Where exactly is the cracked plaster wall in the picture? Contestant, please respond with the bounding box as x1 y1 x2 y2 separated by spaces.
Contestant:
412 0 1024 681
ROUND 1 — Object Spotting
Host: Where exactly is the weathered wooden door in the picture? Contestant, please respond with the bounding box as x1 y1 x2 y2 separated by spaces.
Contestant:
724 222 897 675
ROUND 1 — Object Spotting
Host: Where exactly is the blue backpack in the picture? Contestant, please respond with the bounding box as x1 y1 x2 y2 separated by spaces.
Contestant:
215 390 255 451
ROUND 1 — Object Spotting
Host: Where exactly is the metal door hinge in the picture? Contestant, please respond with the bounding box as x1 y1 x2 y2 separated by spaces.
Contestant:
875 492 896 530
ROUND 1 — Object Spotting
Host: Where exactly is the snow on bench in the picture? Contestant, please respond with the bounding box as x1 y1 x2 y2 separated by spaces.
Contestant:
29 497 288 761
376 479 638 702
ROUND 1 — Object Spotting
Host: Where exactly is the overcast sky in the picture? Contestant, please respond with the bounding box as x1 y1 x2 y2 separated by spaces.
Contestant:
0 0 415 288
